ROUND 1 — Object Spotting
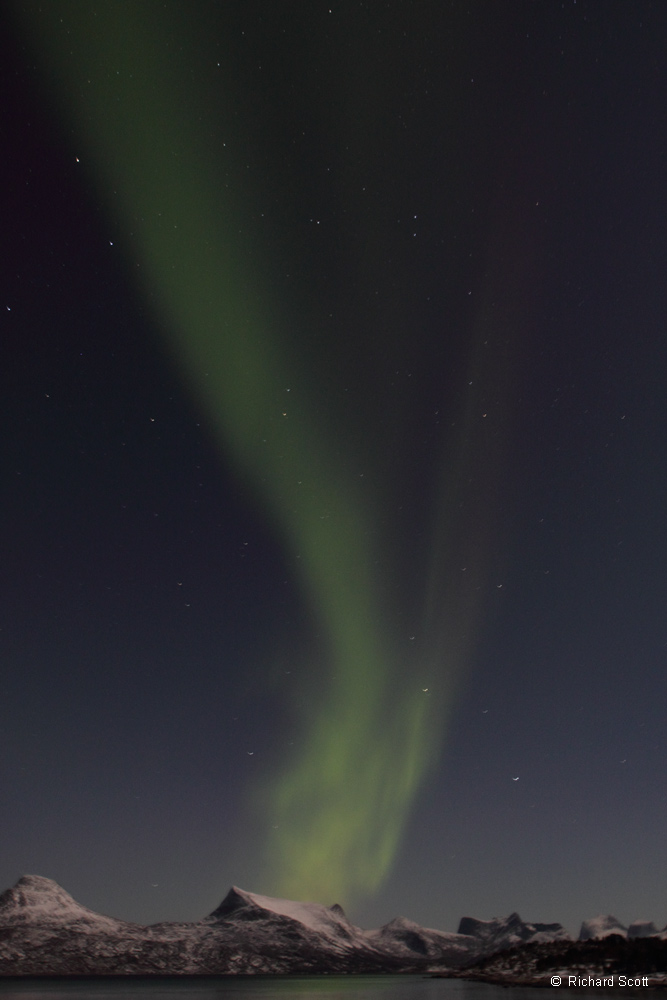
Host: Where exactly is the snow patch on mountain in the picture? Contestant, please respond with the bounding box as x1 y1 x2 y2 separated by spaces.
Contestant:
579 915 628 940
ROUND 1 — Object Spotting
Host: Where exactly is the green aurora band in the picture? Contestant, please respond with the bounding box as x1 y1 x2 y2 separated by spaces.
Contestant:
13 1 515 907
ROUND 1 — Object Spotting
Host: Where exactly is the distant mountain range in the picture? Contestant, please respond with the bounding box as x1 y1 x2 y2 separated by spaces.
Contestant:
445 912 667 986
0 875 665 977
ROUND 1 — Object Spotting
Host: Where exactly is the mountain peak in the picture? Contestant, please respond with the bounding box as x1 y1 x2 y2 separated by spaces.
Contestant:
628 920 659 938
209 886 256 919
209 886 354 937
456 911 568 951
0 875 81 917
457 912 523 939
11 874 66 894
579 915 628 940
0 875 132 935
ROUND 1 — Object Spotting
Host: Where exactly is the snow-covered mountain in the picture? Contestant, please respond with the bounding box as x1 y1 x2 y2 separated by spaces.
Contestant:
579 914 629 940
578 915 666 941
457 912 570 952
364 915 477 966
578 915 667 942
628 920 660 938
0 875 565 976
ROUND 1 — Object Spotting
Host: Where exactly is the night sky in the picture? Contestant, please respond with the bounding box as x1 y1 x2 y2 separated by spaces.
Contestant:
2 1 667 937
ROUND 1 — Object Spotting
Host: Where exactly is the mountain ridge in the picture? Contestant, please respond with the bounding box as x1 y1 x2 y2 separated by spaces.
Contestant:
0 874 563 976
2 875 665 977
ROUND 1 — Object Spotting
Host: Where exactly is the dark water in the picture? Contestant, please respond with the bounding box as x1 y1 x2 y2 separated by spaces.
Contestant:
0 978 552 1000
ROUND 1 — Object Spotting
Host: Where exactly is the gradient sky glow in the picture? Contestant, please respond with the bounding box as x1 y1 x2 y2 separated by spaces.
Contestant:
2 0 667 936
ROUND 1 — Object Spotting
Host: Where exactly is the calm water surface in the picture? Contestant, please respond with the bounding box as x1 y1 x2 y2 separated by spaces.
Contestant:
0 978 552 1000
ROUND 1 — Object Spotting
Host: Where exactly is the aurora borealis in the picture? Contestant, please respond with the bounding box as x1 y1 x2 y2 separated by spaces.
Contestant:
3 1 667 935
8 0 459 907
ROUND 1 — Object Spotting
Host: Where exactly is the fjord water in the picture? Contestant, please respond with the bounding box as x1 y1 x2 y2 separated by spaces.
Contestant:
0 980 550 1000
